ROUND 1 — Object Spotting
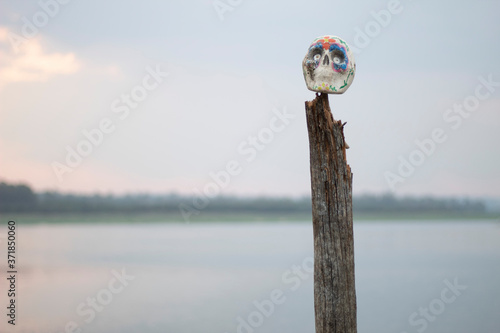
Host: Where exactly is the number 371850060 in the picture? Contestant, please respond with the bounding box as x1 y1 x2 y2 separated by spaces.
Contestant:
7 221 16 269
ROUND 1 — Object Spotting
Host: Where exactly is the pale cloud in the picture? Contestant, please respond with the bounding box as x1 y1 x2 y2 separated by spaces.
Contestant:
0 27 8 41
0 26 81 87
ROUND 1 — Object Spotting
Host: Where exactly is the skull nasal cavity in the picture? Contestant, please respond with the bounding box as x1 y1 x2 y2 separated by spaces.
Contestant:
322 55 330 66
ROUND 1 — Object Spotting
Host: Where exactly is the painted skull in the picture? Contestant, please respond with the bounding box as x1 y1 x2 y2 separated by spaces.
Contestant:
302 35 356 94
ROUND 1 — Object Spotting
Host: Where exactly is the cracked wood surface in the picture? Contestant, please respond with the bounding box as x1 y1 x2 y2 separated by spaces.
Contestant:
305 93 357 333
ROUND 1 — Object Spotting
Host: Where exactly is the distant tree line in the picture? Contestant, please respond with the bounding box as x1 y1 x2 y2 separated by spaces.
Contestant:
0 182 37 212
354 193 486 214
0 181 488 215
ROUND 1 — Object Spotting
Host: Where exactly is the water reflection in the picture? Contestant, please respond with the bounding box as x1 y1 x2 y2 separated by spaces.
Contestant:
1 220 499 333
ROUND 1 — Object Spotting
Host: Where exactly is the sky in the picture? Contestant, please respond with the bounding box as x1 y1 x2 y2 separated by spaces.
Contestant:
0 0 499 198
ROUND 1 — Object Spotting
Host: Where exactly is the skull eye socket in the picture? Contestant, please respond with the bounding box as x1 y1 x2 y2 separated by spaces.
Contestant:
329 45 348 72
307 44 324 68
332 54 343 64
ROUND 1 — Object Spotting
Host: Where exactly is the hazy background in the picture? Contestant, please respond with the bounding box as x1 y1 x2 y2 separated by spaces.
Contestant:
1 2 500 333
1 0 499 199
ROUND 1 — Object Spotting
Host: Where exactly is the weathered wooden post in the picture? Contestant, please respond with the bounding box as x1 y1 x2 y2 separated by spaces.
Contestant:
302 35 357 333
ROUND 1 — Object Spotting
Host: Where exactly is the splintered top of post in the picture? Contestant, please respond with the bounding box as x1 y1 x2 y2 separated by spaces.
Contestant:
302 35 356 94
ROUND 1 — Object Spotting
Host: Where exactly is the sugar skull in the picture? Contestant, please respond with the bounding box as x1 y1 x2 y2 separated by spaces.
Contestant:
302 35 356 94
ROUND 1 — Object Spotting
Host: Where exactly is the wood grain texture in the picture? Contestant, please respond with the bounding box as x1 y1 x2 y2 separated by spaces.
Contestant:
305 93 357 333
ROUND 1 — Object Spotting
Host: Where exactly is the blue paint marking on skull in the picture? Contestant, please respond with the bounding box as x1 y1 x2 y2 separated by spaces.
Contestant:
329 44 348 72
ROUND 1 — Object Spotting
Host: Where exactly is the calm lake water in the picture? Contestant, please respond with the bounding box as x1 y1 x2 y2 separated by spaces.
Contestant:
1 220 499 333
